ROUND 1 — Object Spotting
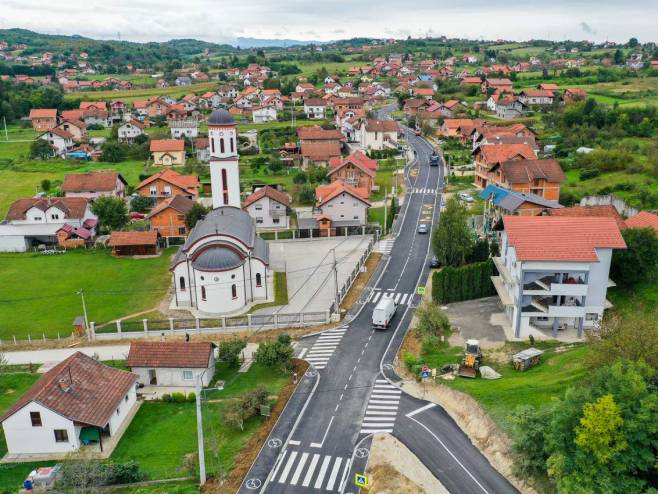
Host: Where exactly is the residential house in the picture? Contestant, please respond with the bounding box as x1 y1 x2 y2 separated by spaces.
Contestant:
303 98 327 119
492 216 626 339
436 100 466 117
625 211 658 234
126 341 216 388
243 186 291 229
62 172 127 199
169 120 199 139
480 185 562 220
549 205 628 232
109 230 159 256
195 138 210 162
438 118 485 138
298 126 343 168
117 120 145 143
146 195 195 237
562 88 588 104
0 352 138 458
79 101 107 112
0 197 97 252
327 152 377 198
538 83 559 91
252 106 277 123
473 143 537 189
413 87 435 100
460 76 482 86
491 159 566 201
495 95 527 119
29 109 57 131
136 169 199 205
482 78 513 95
314 181 371 226
359 119 398 150
56 119 87 141
39 128 74 156
518 90 555 106
175 76 192 86
402 98 431 116
296 83 315 94
150 139 186 166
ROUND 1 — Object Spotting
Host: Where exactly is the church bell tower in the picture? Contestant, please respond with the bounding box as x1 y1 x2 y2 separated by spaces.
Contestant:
207 109 240 209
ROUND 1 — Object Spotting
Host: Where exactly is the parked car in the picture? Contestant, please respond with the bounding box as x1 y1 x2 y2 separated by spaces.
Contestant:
418 223 429 234
429 256 440 268
458 192 474 203
129 212 146 219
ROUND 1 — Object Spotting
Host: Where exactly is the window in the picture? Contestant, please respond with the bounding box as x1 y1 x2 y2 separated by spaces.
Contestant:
179 277 186 291
164 186 172 196
220 138 225 154
116 407 120 415
201 286 206 301
30 412 42 427
54 429 69 443
51 213 60 220
256 217 263 224
231 274 236 279
273 218 280 224
586 313 599 321
183 370 194 381
231 284 237 299
125 394 129 402
211 138 215 154
222 169 229 205
176 214 185 221
178 227 186 235
149 185 157 196
255 204 263 210
230 137 234 153
256 273 262 287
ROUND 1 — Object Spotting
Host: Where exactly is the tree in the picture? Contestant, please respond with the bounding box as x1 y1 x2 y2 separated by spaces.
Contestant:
101 141 126 163
40 179 51 193
90 196 128 233
218 338 247 368
185 203 210 230
29 139 54 159
627 37 639 48
610 228 658 286
254 334 294 372
414 301 451 345
432 196 474 266
129 196 151 214
575 394 628 464
614 49 624 65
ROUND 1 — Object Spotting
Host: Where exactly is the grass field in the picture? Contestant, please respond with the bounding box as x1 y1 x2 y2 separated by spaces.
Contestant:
64 81 220 102
561 168 658 209
0 248 175 339
413 342 589 431
298 61 357 77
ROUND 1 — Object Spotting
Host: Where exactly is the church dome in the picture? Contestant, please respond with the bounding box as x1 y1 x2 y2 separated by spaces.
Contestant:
207 108 235 126
192 246 244 271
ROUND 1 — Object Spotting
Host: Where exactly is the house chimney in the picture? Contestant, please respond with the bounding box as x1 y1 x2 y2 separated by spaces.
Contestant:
59 378 71 393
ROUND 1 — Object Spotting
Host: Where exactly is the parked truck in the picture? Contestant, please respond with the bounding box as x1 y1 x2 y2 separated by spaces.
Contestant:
429 152 440 167
372 297 397 329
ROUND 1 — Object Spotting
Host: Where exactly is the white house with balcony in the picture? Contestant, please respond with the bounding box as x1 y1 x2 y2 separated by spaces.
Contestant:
492 216 626 340
243 186 291 229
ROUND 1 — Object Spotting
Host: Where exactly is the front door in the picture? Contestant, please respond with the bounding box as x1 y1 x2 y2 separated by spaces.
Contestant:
148 369 157 385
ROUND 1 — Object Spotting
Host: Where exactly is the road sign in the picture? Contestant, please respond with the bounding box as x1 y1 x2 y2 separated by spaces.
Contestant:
420 364 430 378
417 286 426 295
355 474 368 488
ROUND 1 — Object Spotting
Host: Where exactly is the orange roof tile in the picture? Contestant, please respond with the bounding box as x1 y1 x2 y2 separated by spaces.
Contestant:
625 211 658 234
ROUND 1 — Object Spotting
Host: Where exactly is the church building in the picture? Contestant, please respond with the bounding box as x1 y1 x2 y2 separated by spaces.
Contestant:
170 109 272 314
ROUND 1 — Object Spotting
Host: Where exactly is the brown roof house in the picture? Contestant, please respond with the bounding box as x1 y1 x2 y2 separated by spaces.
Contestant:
359 119 398 150
298 126 343 168
150 139 186 166
136 169 199 205
29 108 58 131
109 230 159 256
147 195 195 238
243 186 291 229
0 352 138 459
62 171 127 199
127 341 216 389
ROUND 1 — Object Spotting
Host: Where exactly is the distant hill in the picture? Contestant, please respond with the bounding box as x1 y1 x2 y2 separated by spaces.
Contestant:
236 37 332 48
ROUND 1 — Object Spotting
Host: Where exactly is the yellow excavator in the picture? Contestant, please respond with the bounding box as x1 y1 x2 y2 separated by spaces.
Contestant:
458 339 482 378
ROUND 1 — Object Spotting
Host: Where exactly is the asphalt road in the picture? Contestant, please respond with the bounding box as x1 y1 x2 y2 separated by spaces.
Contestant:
237 110 517 494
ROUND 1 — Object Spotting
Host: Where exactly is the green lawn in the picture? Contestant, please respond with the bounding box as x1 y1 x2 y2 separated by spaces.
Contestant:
247 271 289 312
412 343 589 431
112 362 290 480
0 248 175 339
63 81 220 103
561 168 658 209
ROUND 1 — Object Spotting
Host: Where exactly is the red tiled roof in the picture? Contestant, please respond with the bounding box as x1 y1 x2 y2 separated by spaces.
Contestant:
29 108 57 119
520 89 554 98
328 151 377 178
499 159 566 184
300 141 342 161
0 352 137 428
6 197 89 221
62 171 125 193
127 341 214 369
243 185 291 208
475 143 537 165
316 180 371 206
503 216 626 262
549 205 627 231
297 126 343 141
150 139 185 152
137 169 199 192
44 128 74 140
539 83 559 90
108 230 159 247
364 119 398 132
624 211 658 234
147 195 195 219
61 109 85 121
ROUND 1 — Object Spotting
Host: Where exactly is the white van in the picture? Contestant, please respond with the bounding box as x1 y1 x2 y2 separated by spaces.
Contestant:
372 297 397 329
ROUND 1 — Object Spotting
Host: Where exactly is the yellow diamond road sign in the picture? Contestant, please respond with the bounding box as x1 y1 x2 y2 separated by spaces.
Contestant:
417 286 426 295
355 473 368 487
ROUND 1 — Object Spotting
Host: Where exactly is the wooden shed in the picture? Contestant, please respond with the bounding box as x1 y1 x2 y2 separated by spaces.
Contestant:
512 347 544 371
109 230 159 256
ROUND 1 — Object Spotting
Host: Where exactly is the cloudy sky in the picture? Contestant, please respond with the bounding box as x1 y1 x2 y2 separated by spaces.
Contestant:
0 0 655 45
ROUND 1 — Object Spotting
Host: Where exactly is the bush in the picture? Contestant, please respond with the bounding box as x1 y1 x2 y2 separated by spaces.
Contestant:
579 168 601 180
187 392 196 402
254 336 294 372
218 338 247 368
171 392 187 403
432 259 497 304
161 393 172 403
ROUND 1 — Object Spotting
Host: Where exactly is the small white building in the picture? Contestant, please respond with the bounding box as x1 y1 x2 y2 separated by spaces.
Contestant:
39 128 74 156
243 185 291 229
127 341 216 388
169 120 199 139
496 96 527 119
492 216 626 339
359 119 398 151
303 98 327 119
117 120 145 143
0 352 137 459
315 181 371 226
252 106 277 124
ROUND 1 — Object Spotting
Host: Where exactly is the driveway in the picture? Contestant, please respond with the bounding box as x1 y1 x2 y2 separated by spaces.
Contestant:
443 296 508 348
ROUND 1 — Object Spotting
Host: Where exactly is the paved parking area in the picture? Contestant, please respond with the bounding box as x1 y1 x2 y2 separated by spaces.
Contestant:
255 236 373 315
443 296 508 348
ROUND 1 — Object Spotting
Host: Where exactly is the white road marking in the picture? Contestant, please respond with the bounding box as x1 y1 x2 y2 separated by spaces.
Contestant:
289 452 308 485
302 453 321 487
314 455 332 489
288 440 300 446
360 428 393 433
406 403 437 418
326 457 343 491
278 451 298 483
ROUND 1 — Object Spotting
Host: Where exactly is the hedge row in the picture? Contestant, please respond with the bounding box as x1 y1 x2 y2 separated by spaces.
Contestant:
432 259 497 304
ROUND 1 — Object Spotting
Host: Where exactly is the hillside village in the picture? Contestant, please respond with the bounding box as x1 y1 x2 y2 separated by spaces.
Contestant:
0 26 656 494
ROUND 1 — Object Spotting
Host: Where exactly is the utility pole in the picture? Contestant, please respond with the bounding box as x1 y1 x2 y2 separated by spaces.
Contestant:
331 248 339 315
383 187 388 236
77 289 89 330
196 373 207 485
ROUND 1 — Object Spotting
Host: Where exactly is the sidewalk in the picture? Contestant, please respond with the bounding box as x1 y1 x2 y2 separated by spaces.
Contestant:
4 344 130 366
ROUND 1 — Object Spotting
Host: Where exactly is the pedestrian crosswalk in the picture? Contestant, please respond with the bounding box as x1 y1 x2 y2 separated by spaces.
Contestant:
360 379 401 434
369 290 412 306
375 238 395 254
271 449 350 491
411 187 439 194
305 327 347 370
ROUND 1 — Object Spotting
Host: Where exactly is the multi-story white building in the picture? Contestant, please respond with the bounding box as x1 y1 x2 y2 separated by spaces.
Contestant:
169 120 199 139
492 216 626 339
359 119 398 150
243 186 290 229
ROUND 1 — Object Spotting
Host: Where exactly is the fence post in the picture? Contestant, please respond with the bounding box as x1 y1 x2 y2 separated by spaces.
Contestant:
247 314 252 330
310 228 313 239
13 336 16 345
301 313 305 326
221 316 226 328
28 334 31 344
362 225 365 236
57 332 60 341
274 313 279 329
116 320 122 336
293 230 296 240
195 317 201 334
275 231 278 241
169 318 174 336
143 319 148 333
43 333 46 342
325 310 330 324
89 322 96 341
